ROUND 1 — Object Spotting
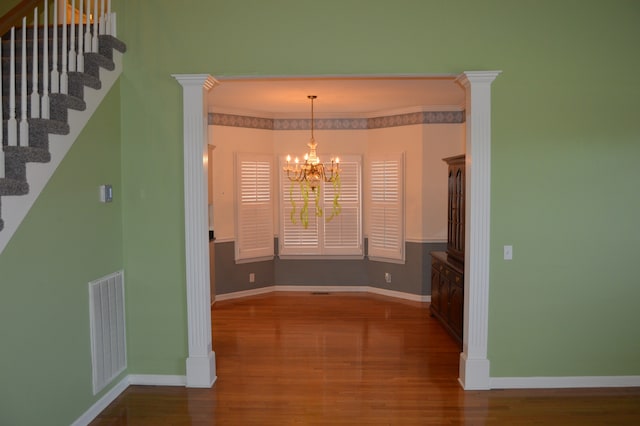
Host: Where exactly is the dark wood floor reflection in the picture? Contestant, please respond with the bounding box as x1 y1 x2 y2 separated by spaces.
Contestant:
92 292 640 425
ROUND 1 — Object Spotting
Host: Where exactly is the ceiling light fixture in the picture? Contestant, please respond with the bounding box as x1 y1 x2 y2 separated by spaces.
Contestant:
283 95 340 191
283 96 341 227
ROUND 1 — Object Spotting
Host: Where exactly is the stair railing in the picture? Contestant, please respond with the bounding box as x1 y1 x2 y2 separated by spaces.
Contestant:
0 0 116 179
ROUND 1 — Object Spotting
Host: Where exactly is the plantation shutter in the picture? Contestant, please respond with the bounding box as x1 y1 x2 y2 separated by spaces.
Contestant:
235 153 274 262
368 152 404 262
280 162 321 255
279 154 362 257
323 156 362 255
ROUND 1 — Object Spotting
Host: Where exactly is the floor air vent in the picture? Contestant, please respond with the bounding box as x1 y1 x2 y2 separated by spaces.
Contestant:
89 271 127 395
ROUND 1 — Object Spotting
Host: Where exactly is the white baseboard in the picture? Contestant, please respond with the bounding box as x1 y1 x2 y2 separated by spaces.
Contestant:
129 374 187 386
490 375 640 389
71 376 130 426
71 374 187 426
215 285 431 303
215 286 275 301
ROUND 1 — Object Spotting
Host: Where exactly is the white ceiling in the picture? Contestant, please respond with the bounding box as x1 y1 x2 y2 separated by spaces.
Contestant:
207 76 466 118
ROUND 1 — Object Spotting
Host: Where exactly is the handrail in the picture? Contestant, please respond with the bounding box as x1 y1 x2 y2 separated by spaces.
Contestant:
0 0 45 36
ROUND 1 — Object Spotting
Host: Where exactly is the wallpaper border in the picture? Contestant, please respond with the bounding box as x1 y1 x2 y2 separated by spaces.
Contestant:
209 110 464 130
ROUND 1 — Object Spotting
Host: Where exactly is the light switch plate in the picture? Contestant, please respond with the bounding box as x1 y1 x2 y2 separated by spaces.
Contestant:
504 245 513 260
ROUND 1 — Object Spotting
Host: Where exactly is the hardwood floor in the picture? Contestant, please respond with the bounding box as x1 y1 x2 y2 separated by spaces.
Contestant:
91 292 640 425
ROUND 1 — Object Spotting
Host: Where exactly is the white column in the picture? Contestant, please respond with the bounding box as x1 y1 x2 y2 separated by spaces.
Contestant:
172 74 219 388
455 70 501 390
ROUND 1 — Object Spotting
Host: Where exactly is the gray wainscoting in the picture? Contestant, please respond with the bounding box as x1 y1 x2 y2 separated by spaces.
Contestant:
214 239 447 297
214 241 275 295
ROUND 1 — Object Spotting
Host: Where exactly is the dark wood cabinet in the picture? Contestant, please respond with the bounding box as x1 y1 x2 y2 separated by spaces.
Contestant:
431 155 465 346
446 155 465 264
430 252 464 343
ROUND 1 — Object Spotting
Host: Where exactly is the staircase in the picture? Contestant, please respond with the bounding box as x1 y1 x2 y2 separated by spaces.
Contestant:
0 0 125 253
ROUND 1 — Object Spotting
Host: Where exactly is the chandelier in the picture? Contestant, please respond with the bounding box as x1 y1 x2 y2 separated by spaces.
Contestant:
283 95 342 227
283 96 340 191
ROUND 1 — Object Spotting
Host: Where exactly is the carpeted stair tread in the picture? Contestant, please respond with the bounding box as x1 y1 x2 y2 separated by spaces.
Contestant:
83 52 115 76
2 118 68 144
4 145 51 163
3 146 51 181
57 93 86 111
29 118 69 135
98 35 127 61
67 71 101 100
0 177 29 196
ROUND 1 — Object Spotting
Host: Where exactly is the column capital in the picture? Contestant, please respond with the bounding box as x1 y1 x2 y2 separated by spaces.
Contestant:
172 74 219 91
456 71 502 88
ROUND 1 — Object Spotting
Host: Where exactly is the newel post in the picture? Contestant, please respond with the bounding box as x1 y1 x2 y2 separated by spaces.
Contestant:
456 70 501 390
172 74 219 388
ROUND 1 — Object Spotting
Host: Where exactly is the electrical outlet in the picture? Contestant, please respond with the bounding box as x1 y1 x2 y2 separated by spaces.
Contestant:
249 273 255 283
385 272 392 283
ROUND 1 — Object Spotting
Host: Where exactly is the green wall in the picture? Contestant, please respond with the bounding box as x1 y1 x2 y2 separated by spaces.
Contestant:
0 82 124 425
1 1 638 423
116 0 640 379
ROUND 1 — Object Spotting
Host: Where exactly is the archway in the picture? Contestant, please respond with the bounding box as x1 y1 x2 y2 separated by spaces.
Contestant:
173 71 501 389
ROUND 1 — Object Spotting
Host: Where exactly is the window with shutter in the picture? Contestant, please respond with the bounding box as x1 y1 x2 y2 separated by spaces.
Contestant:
368 152 405 263
235 153 274 263
279 154 363 258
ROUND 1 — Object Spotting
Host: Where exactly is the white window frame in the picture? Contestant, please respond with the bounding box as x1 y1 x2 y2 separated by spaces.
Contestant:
367 152 405 263
279 154 363 259
234 153 275 263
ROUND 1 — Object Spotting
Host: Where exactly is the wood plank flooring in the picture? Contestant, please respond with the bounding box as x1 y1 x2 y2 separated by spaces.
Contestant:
91 292 640 425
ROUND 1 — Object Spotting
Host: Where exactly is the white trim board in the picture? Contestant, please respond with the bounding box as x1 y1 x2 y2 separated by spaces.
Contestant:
491 375 640 389
215 285 431 303
71 374 187 426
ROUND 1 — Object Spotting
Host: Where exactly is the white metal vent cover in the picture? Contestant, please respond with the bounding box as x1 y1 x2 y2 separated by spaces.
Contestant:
88 270 127 395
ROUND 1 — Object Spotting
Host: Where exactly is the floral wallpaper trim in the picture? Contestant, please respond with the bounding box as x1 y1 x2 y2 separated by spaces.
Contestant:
209 113 274 130
209 110 464 130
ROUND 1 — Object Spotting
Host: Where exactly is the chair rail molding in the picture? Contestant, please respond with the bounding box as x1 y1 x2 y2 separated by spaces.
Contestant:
455 70 501 390
172 73 219 388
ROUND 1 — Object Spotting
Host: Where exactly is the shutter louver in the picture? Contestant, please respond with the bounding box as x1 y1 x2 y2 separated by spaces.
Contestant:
324 160 361 253
236 155 274 262
369 153 404 262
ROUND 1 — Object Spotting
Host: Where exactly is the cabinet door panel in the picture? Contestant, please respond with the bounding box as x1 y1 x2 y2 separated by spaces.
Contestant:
449 275 463 339
430 266 441 313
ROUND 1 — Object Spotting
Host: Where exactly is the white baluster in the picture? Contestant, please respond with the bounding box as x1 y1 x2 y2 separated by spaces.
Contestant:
0 37 3 178
105 0 112 36
77 0 84 72
42 0 50 119
92 0 99 53
51 0 59 94
69 0 76 72
61 2 68 94
110 13 117 38
8 27 17 147
20 18 29 147
84 0 92 54
99 0 105 35
31 7 40 119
